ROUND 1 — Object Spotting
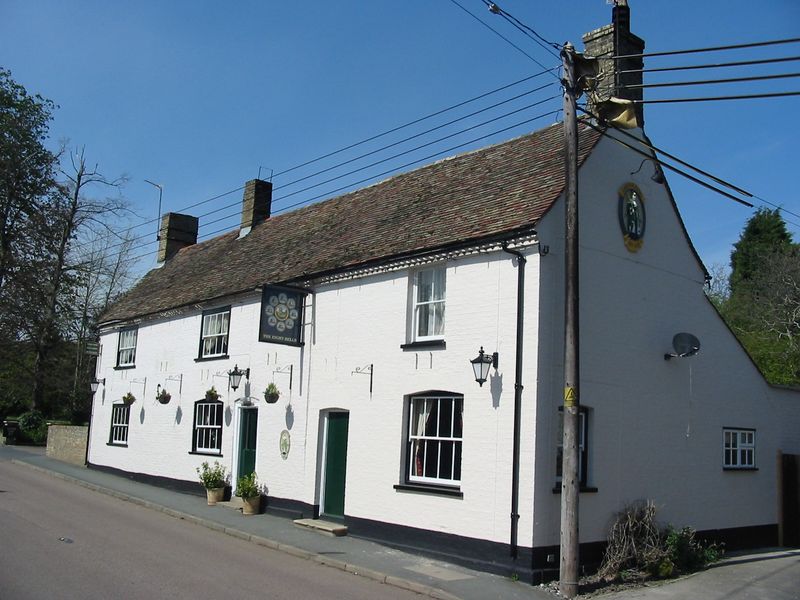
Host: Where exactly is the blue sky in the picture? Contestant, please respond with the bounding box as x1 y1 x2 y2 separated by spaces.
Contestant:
2 0 798 274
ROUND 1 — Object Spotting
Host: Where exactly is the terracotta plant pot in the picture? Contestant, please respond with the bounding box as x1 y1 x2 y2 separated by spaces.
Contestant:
242 496 260 515
206 487 225 506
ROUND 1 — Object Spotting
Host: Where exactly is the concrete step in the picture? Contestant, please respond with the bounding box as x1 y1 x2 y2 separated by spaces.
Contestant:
215 497 244 511
293 518 348 537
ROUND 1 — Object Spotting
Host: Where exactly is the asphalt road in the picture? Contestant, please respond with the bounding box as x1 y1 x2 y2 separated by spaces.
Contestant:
0 459 420 600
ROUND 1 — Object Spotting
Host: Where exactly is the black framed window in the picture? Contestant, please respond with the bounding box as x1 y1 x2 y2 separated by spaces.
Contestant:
192 400 223 454
109 404 130 445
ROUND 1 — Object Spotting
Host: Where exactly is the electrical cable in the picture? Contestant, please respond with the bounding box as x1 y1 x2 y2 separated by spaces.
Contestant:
263 109 561 223
193 101 562 231
274 82 558 193
621 72 800 89
67 72 557 256
629 91 800 104
617 55 800 75
611 37 800 60
479 0 561 56
584 111 800 228
578 118 754 208
189 93 561 227
271 67 558 179
446 0 559 76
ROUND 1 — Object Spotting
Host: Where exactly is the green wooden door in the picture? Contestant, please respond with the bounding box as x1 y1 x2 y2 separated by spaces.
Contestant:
238 408 258 480
323 412 349 518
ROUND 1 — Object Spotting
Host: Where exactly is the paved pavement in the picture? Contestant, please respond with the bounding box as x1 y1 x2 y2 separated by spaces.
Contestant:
2 444 798 600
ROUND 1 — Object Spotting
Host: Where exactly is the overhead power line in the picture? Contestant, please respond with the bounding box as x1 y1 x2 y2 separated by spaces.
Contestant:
274 82 558 194
612 36 800 60
578 106 800 227
446 0 558 75
480 0 561 57
622 72 800 90
68 70 557 256
618 55 800 75
630 91 800 104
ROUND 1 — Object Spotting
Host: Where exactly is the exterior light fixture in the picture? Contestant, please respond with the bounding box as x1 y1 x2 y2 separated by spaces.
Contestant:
470 347 499 387
228 365 250 391
90 378 105 394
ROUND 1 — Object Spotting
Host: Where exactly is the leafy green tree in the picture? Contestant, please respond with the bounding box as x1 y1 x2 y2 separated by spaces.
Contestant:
721 208 800 386
0 70 135 421
729 208 793 296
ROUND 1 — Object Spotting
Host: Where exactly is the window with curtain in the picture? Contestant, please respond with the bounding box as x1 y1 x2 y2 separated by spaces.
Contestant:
412 267 446 341
199 307 230 359
406 393 463 486
116 328 137 367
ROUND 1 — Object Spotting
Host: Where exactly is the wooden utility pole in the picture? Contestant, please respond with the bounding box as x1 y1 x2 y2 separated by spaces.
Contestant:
559 41 581 600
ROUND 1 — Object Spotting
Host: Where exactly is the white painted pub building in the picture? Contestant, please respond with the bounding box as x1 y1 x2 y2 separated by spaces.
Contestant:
88 6 800 580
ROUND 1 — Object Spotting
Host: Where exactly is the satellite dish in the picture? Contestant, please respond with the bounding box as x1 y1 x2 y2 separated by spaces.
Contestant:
664 332 700 360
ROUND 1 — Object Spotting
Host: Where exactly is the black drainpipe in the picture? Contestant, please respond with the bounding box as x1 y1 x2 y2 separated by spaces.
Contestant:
502 242 526 560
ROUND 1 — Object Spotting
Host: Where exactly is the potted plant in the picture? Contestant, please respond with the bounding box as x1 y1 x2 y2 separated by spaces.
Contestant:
264 383 280 404
197 461 229 505
122 392 136 406
156 387 171 404
205 386 220 402
235 472 262 515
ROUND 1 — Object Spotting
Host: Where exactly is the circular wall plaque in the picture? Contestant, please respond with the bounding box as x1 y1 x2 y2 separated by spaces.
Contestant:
279 429 291 460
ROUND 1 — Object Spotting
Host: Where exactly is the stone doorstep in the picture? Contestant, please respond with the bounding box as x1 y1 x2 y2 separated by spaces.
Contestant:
214 498 244 511
293 518 348 537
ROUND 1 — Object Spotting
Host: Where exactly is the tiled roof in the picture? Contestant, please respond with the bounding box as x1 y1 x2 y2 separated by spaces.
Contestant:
100 122 601 324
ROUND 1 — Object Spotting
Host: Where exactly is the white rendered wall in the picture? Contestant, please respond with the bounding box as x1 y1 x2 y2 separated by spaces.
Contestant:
530 130 800 550
89 247 544 547
301 250 542 546
89 294 306 498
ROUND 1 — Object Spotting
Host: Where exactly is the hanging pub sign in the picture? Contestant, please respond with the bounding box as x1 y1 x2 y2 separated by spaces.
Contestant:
259 286 306 346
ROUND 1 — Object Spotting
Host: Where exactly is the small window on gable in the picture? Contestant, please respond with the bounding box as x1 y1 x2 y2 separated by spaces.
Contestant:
109 404 130 445
412 267 446 342
723 428 755 469
199 307 230 359
116 328 137 367
405 393 463 487
556 407 588 487
193 400 223 455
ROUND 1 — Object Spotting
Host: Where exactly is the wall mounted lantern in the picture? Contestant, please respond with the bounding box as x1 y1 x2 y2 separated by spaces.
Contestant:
228 365 250 391
470 347 499 387
90 378 106 394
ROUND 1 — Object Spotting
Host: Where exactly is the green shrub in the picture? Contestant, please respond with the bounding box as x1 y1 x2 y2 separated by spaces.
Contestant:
196 461 228 489
235 472 261 499
664 526 723 573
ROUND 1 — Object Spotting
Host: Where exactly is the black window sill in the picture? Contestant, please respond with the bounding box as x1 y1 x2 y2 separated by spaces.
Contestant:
114 365 136 370
723 467 758 471
189 450 223 457
552 485 598 494
194 354 230 363
107 442 129 447
394 483 463 498
400 340 446 351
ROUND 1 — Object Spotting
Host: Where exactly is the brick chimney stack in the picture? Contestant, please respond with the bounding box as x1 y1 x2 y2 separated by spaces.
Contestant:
157 213 199 263
582 0 645 127
240 179 272 235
